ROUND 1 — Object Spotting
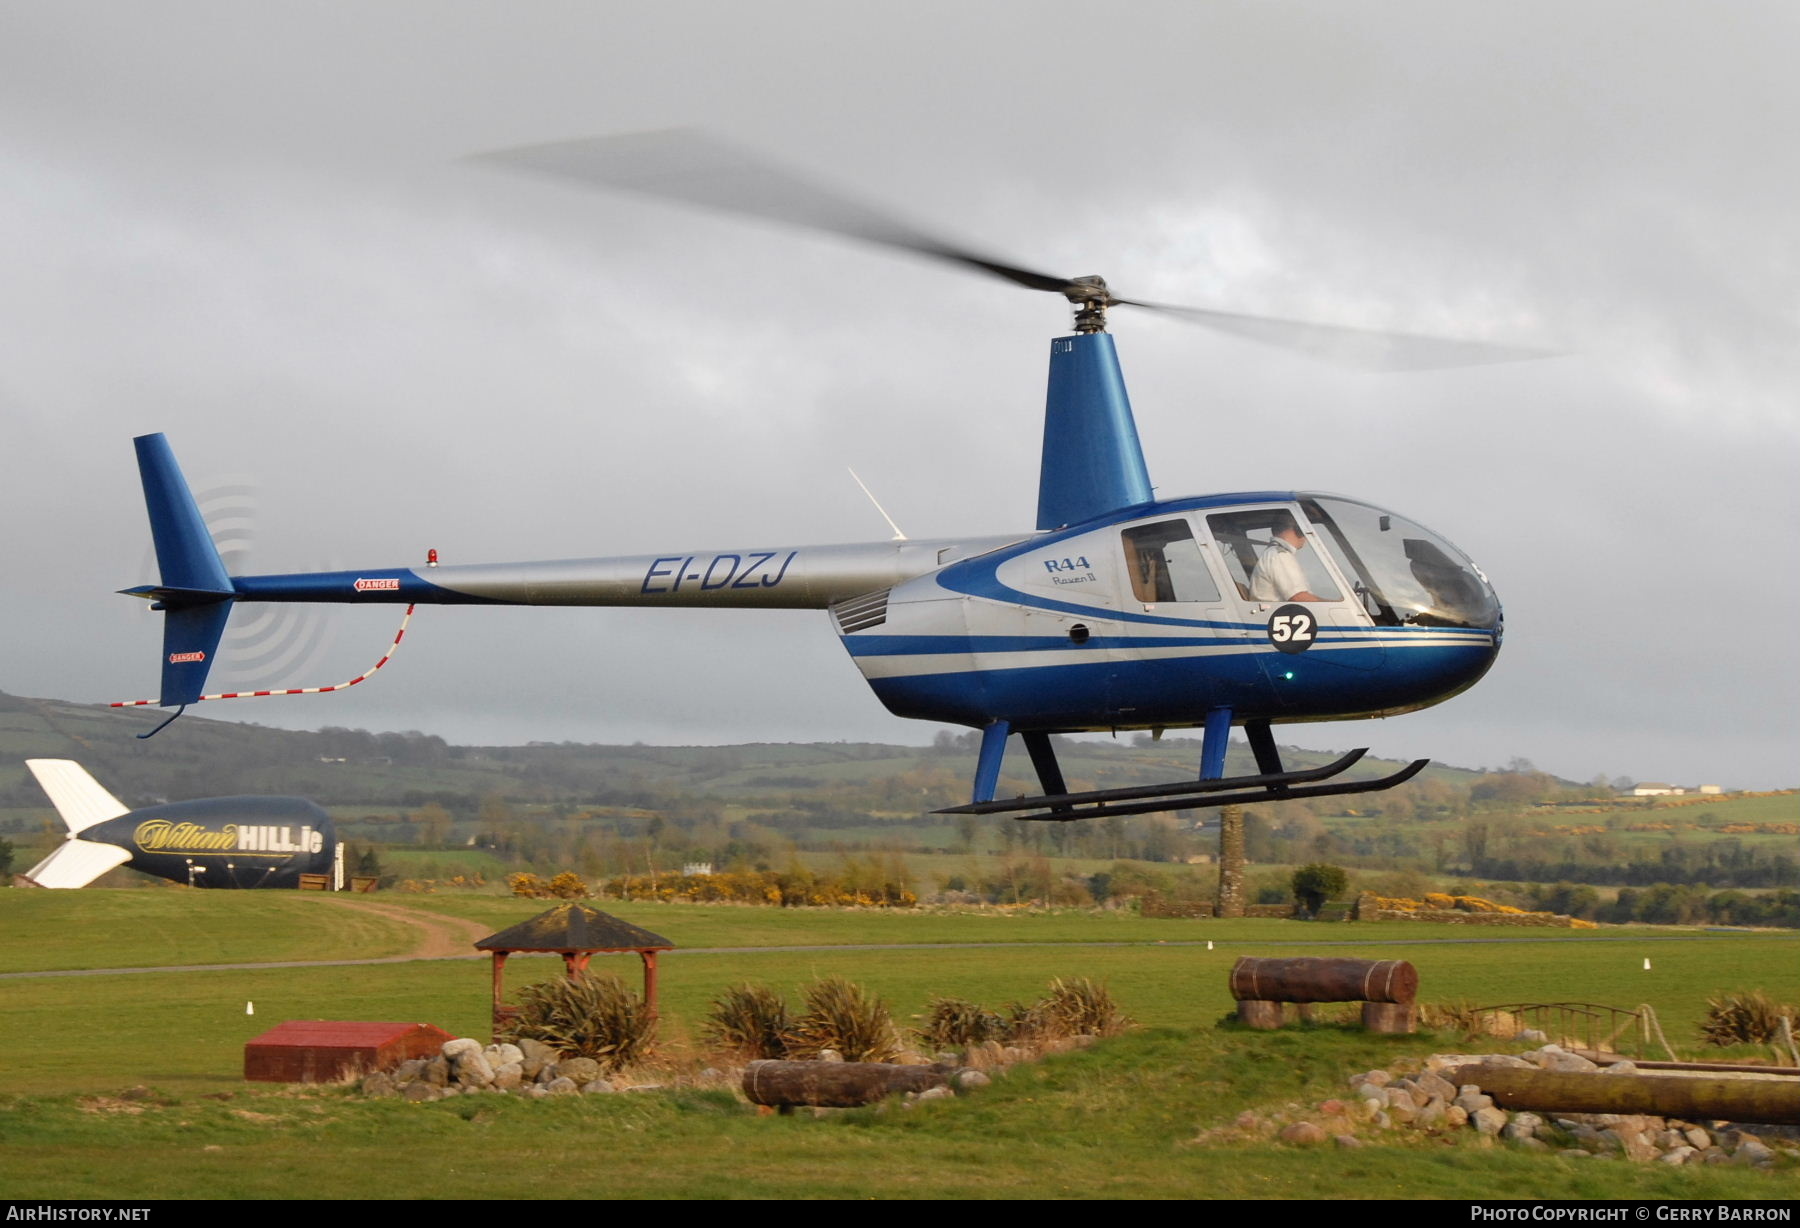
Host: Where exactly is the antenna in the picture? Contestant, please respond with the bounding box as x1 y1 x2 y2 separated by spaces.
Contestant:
847 467 907 541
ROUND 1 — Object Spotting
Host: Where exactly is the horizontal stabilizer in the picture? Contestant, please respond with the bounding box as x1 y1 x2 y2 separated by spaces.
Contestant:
26 759 129 833
19 838 133 889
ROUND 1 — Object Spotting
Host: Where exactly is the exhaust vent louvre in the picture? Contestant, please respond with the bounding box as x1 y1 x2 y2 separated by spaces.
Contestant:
832 588 890 634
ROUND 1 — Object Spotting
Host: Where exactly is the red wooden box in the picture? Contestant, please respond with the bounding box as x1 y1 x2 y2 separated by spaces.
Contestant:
243 1020 454 1083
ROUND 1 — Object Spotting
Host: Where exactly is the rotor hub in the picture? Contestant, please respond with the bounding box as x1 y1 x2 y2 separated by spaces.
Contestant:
1063 275 1115 334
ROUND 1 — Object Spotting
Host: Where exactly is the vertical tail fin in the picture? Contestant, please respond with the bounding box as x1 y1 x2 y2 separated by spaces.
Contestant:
25 759 130 833
125 434 236 706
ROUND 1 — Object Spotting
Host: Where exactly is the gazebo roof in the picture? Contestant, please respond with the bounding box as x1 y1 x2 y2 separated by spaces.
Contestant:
475 902 674 954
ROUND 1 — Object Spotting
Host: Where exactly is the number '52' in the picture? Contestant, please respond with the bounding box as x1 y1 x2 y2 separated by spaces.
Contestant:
1271 613 1314 642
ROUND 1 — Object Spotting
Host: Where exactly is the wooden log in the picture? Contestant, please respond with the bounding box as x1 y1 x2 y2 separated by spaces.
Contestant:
1229 956 1418 1004
741 1060 953 1108
1569 1055 1800 1077
1448 1064 1800 1125
1361 1002 1417 1034
1237 1000 1285 1030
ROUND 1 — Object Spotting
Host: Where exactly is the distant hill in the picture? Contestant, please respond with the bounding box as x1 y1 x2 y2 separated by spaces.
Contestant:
0 689 1491 814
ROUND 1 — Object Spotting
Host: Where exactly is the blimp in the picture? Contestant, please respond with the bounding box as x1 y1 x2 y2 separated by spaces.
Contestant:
17 759 341 889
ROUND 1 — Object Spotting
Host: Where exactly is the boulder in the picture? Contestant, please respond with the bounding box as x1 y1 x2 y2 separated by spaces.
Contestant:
1279 1122 1327 1145
485 1043 524 1069
558 1057 603 1085
1502 1112 1543 1141
1455 1091 1493 1116
1471 1106 1508 1136
1731 1138 1775 1167
452 1051 495 1087
1415 1071 1458 1101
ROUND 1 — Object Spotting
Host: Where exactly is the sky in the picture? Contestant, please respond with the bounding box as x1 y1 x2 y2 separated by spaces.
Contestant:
2 2 1796 789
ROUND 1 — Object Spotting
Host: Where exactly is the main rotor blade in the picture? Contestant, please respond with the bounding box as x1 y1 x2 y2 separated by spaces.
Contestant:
472 130 1557 371
1118 299 1560 371
469 129 1081 297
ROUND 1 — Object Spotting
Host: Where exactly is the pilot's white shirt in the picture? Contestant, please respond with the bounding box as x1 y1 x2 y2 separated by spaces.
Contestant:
1250 537 1307 602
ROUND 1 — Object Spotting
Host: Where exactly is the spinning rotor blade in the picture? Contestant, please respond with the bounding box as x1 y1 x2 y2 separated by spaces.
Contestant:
470 129 1081 297
1116 300 1557 371
473 129 1552 370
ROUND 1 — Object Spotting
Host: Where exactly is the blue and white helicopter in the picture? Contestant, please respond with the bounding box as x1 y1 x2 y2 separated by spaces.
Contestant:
123 133 1524 822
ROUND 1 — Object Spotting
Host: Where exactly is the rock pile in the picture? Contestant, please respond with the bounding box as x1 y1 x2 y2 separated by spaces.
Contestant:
1195 1044 1798 1168
360 1037 636 1101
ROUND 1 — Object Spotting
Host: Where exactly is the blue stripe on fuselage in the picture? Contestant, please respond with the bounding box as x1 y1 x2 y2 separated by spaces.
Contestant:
866 639 1497 730
233 570 500 604
844 633 1241 657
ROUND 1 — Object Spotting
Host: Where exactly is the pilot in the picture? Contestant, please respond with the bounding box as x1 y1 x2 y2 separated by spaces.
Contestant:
1249 514 1324 602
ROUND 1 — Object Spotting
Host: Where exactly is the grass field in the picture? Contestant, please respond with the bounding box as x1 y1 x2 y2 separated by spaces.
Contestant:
2 891 1797 1199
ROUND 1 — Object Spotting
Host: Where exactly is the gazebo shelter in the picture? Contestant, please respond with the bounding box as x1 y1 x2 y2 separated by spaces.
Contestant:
475 902 675 1030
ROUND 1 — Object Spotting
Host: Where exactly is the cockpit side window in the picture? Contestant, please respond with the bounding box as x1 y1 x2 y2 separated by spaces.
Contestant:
1206 508 1344 604
1120 520 1221 604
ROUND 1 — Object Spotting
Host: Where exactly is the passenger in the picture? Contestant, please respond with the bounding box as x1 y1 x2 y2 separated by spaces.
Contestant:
1249 513 1325 602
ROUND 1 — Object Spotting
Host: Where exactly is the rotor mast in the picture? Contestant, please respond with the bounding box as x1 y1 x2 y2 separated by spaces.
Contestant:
1063 275 1116 334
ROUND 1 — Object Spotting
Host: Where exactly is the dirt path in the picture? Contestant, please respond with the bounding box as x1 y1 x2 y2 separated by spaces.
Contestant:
327 897 495 959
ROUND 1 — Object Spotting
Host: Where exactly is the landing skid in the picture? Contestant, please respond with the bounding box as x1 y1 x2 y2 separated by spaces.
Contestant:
938 746 1429 823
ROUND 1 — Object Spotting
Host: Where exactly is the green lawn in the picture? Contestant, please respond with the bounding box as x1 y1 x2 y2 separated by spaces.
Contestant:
0 889 419 972
2 892 1796 1199
0 1017 1784 1200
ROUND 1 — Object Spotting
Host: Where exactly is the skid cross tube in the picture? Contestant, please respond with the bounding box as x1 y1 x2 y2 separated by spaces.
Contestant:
938 750 1430 823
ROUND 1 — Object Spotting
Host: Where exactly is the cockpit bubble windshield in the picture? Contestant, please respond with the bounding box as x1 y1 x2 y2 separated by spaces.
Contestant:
1300 496 1500 630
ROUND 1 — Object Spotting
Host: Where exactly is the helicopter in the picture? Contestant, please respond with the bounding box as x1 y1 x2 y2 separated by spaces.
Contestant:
120 132 1529 822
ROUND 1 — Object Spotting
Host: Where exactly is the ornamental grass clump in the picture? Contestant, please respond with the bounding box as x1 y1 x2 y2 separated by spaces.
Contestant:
705 983 792 1060
916 995 1008 1051
1035 977 1131 1039
785 976 901 1062
500 973 654 1071
1699 989 1797 1047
